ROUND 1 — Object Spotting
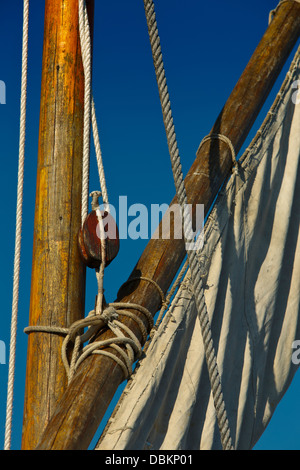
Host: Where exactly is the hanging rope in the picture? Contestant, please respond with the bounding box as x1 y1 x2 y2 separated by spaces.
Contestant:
78 1 110 342
78 0 109 221
78 0 92 224
143 0 234 450
4 0 29 451
91 100 109 212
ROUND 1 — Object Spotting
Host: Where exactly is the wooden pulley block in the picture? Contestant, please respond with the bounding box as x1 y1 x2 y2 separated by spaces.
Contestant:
78 192 119 269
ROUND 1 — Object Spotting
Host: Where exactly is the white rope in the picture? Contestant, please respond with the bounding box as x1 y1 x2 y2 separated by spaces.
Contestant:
78 0 92 224
91 99 109 211
4 0 29 451
143 0 234 450
78 0 110 221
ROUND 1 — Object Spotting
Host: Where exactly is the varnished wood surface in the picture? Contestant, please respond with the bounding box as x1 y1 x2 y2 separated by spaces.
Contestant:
21 0 94 450
35 1 300 450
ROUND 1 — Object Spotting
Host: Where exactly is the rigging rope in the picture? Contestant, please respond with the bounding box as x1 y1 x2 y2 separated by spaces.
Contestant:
78 0 110 333
78 0 109 222
4 0 29 451
143 0 234 450
78 0 92 224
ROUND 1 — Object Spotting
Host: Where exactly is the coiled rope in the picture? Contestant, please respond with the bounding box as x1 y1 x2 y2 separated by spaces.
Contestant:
143 0 234 450
24 289 159 384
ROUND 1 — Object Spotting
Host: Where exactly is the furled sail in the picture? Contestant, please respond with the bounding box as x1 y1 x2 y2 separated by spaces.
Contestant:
96 46 300 450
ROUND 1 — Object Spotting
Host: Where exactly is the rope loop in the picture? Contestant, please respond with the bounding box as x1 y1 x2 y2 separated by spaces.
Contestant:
198 133 238 175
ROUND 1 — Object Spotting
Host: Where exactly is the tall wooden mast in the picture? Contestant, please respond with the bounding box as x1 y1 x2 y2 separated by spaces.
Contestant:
22 0 94 450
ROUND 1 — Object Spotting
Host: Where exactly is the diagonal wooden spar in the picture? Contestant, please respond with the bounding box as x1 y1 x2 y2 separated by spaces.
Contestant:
33 1 300 450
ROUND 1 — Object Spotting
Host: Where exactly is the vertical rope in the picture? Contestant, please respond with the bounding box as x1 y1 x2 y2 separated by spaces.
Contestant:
78 1 110 332
78 0 92 225
78 3 110 373
143 0 234 450
79 0 110 221
4 0 29 451
91 98 109 212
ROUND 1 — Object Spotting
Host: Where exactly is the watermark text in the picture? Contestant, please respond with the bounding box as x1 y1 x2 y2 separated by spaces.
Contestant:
0 80 6 104
95 197 204 251
0 340 6 365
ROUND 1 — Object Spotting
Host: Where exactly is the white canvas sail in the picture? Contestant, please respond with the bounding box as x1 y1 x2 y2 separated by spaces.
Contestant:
96 46 300 450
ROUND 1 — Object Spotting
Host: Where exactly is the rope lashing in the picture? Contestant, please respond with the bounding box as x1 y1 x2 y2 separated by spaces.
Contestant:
25 260 199 385
198 133 239 175
143 0 234 450
25 301 154 384
117 275 171 339
25 272 179 384
4 0 29 451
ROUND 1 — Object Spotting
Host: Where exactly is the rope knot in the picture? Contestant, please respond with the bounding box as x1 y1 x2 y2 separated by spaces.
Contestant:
101 306 119 324
90 190 102 210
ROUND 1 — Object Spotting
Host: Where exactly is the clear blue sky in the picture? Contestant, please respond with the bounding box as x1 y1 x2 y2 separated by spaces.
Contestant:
0 0 299 450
